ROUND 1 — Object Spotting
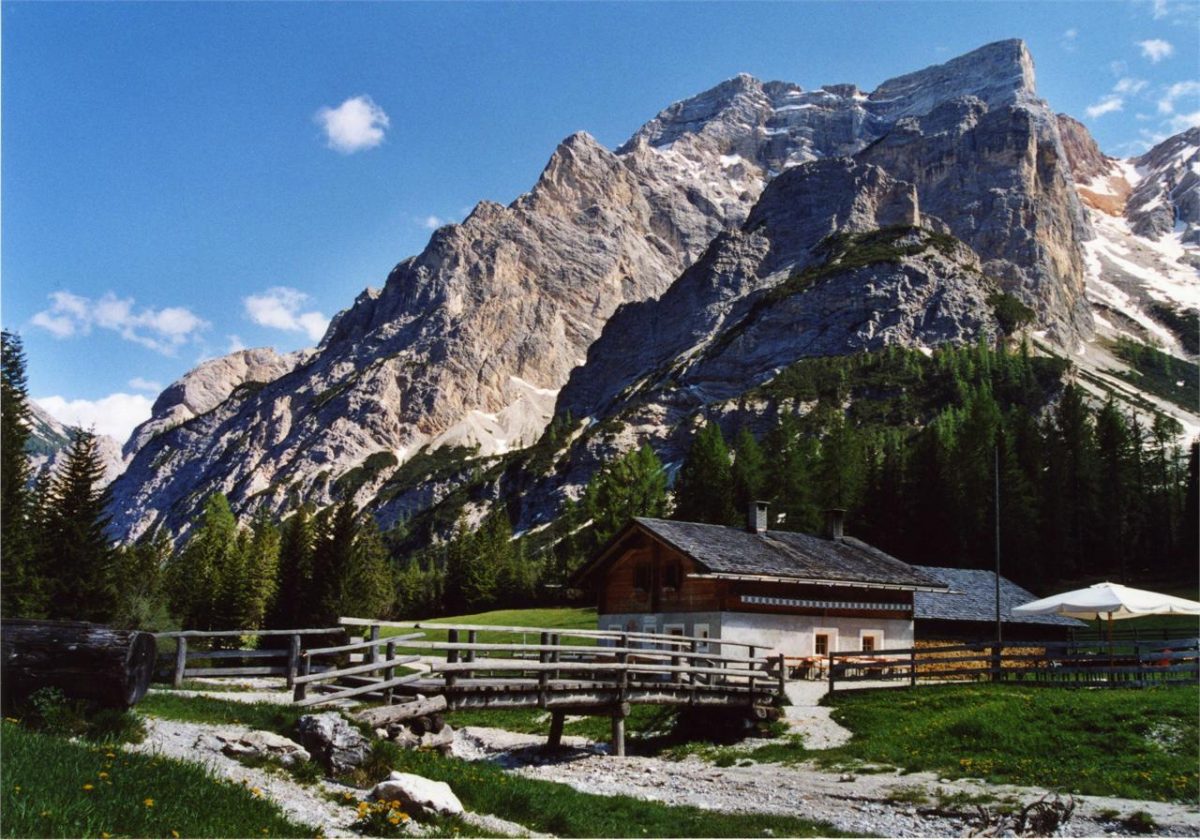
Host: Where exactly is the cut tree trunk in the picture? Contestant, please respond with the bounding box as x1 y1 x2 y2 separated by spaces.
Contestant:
354 694 448 728
1 619 157 709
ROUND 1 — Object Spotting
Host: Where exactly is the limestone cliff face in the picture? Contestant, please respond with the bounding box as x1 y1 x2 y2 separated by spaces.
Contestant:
1127 127 1200 243
110 39 1108 541
26 402 125 488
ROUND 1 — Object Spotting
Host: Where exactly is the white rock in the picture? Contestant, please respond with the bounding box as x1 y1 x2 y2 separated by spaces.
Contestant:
373 772 464 817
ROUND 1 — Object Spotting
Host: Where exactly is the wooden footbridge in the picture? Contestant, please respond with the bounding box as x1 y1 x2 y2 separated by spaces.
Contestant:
159 618 786 756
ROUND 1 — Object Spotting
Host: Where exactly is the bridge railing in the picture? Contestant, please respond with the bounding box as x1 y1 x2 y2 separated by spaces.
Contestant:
291 631 429 707
339 618 786 707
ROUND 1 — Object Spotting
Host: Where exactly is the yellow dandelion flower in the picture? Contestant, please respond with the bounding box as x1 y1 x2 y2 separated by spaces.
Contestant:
144 798 155 808
13 785 20 793
388 815 401 825
82 783 95 791
251 787 262 798
4 716 19 723
106 752 116 758
102 833 111 838
98 772 109 779
172 831 180 839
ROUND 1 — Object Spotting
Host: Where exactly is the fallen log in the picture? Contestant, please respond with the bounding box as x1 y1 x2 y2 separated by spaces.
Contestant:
355 694 448 728
1 619 157 709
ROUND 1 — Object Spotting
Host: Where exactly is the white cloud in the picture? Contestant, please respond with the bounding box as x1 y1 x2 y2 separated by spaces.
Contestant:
227 334 246 354
1113 77 1149 95
1137 38 1174 62
1086 95 1125 118
1168 110 1200 132
30 291 208 355
1060 28 1079 51
34 393 154 444
128 377 163 394
1157 80 1200 113
315 95 389 154
243 287 329 342
1152 0 1169 17
421 215 445 230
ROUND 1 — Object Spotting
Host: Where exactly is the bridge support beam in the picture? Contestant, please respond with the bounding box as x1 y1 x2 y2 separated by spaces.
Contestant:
546 710 565 749
611 712 626 757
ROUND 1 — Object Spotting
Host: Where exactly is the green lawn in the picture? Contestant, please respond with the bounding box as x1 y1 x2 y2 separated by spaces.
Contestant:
137 693 305 735
379 606 600 651
0 721 315 838
747 684 1199 803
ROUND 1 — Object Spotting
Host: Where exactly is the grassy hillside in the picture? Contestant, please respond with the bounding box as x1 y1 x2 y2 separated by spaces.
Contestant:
381 606 599 647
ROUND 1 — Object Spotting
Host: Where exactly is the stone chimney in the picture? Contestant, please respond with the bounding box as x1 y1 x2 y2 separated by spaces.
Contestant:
823 508 846 541
748 501 769 534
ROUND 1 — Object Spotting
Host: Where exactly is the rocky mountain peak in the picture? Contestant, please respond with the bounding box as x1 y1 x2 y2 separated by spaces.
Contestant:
869 39 1035 120
1128 127 1200 242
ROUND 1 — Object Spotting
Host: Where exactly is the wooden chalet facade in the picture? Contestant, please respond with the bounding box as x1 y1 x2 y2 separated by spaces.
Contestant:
571 505 949 657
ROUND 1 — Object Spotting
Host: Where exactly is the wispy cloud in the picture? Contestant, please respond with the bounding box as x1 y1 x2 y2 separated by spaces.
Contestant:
1113 77 1149 95
421 215 445 230
1167 110 1200 132
1137 38 1174 63
1060 28 1079 52
243 287 329 342
315 95 389 154
128 377 162 394
227 335 246 354
31 291 208 355
34 393 154 444
1157 80 1200 113
1086 94 1125 119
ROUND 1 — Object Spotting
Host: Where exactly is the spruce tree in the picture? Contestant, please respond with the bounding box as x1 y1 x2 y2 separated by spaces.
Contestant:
1 330 42 616
312 499 358 625
41 428 116 621
584 444 668 547
764 413 819 532
340 517 395 619
730 428 766 520
672 421 736 525
167 494 238 630
268 506 316 628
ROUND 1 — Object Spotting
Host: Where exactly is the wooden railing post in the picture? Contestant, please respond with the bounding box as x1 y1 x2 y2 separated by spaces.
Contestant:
173 636 188 688
537 631 550 707
617 634 629 703
286 634 301 689
463 630 476 682
909 646 917 687
747 646 757 701
827 651 835 693
383 640 397 704
367 624 380 665
991 642 1002 683
293 653 310 703
550 633 560 682
445 629 459 691
776 653 786 697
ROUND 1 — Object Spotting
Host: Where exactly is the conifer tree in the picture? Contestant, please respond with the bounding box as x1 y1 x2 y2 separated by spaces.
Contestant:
312 499 358 625
584 444 668 546
730 428 766 520
111 527 175 630
167 494 238 630
1 330 43 616
268 506 316 628
763 413 819 532
672 421 736 525
340 516 395 619
41 428 116 621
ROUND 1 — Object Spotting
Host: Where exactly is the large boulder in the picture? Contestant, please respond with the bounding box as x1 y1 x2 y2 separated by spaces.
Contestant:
371 771 464 817
295 712 370 775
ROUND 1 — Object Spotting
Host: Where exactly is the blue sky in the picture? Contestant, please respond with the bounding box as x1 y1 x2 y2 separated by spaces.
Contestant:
3 1 1197 443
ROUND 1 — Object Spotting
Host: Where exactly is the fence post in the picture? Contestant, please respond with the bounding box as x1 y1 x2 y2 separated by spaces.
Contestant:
463 630 476 682
293 654 310 703
445 629 458 691
383 640 397 705
537 631 550 707
827 651 835 693
286 634 301 689
991 642 1002 683
173 636 188 688
776 653 786 698
909 645 917 687
1134 640 1144 688
367 624 380 666
617 634 629 704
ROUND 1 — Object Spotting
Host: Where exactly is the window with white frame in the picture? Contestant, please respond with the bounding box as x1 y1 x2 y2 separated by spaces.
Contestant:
693 623 710 653
860 630 882 652
813 629 838 656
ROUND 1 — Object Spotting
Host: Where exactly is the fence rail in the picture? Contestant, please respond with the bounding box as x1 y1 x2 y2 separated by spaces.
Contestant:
826 637 1200 691
154 627 345 688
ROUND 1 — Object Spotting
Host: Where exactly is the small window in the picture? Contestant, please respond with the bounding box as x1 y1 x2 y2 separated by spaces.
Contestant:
814 634 830 656
663 560 682 590
634 562 651 591
694 623 710 654
861 636 876 652
860 630 882 653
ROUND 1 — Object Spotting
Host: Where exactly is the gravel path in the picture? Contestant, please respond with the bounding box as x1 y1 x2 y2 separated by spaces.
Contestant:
455 726 1200 838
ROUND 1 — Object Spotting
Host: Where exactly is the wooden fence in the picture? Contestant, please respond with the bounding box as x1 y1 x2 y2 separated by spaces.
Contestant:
827 637 1200 691
155 628 344 688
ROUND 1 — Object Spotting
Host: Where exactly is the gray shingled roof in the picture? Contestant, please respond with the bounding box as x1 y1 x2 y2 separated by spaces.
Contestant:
913 566 1085 626
632 518 947 590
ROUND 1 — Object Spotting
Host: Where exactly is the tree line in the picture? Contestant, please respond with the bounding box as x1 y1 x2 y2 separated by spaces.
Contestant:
3 329 1195 632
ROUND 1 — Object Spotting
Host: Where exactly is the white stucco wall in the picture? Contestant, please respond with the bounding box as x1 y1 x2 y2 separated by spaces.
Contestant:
600 610 912 656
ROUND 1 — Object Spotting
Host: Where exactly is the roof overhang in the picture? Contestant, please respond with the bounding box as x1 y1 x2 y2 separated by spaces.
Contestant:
688 571 950 593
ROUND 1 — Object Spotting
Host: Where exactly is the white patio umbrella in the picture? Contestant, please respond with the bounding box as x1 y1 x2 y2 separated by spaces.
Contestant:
1013 581 1200 641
